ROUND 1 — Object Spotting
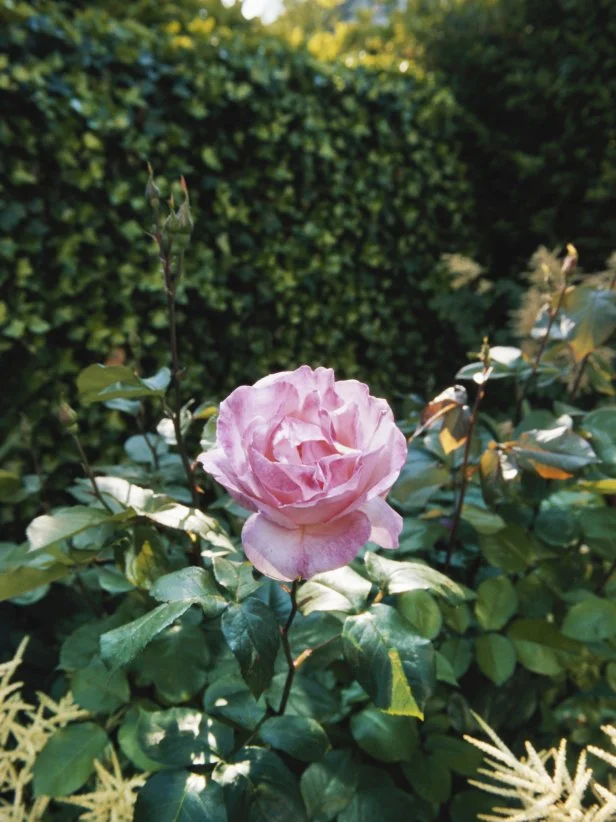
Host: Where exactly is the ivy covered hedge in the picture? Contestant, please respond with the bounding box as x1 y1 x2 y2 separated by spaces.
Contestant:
0 0 474 451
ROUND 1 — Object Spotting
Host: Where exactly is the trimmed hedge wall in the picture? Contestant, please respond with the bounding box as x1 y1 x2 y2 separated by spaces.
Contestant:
0 0 474 449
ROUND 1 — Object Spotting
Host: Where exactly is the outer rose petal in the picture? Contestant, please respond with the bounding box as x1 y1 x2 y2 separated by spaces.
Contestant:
242 510 371 582
360 497 403 550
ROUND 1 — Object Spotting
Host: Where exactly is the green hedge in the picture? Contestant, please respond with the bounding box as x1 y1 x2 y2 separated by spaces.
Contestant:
0 0 474 451
415 0 616 275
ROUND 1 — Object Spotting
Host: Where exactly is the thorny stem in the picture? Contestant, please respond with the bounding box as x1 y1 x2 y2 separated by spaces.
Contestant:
72 433 112 513
445 377 488 572
277 579 300 716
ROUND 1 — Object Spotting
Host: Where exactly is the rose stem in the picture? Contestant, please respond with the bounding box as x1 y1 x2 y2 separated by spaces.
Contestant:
276 579 300 716
514 248 576 423
445 362 490 572
149 175 198 510
159 240 198 509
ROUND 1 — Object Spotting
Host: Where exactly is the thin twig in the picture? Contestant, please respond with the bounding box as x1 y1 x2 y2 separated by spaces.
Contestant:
598 559 616 596
74 572 103 618
72 434 113 513
445 378 488 572
136 404 160 471
276 579 300 716
515 284 568 423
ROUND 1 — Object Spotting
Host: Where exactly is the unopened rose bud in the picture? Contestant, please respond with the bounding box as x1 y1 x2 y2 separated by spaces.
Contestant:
145 162 161 210
58 401 79 435
164 179 193 250
562 243 578 278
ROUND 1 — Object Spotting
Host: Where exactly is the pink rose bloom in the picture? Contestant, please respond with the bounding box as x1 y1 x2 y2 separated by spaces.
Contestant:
198 366 407 581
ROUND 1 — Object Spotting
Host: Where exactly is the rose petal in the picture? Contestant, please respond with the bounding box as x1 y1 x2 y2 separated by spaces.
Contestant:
241 510 371 581
360 497 403 550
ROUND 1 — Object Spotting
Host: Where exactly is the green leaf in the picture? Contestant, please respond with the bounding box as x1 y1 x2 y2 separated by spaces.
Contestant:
562 596 616 641
151 566 227 617
266 672 340 724
424 734 483 776
342 604 435 717
212 556 261 600
226 748 307 822
396 590 443 639
461 505 506 535
339 766 418 820
26 506 124 551
508 426 599 479
221 598 279 698
506 618 573 676
436 651 459 685
300 750 358 822
259 716 330 762
534 507 580 548
124 525 168 590
134 771 227 822
0 564 70 603
479 524 536 572
297 566 372 615
72 658 130 713
364 551 466 602
350 706 419 762
583 408 616 468
561 286 616 362
133 619 209 704
124 433 169 464
450 790 496 822
390 449 449 511
439 637 473 679
401 752 452 805
475 633 516 685
137 708 233 767
100 601 192 669
204 674 265 731
77 364 171 404
33 722 108 797
118 707 164 773
92 477 232 548
475 576 518 630
579 508 616 559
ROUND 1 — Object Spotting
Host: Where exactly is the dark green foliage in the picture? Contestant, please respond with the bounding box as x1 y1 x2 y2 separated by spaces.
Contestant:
416 0 616 275
0 0 473 466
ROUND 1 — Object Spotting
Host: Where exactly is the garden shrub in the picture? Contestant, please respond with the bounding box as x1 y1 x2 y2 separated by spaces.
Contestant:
0 0 474 463
2 178 616 819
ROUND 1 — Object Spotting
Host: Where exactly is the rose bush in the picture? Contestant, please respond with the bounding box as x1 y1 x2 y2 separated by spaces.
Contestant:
198 365 407 580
